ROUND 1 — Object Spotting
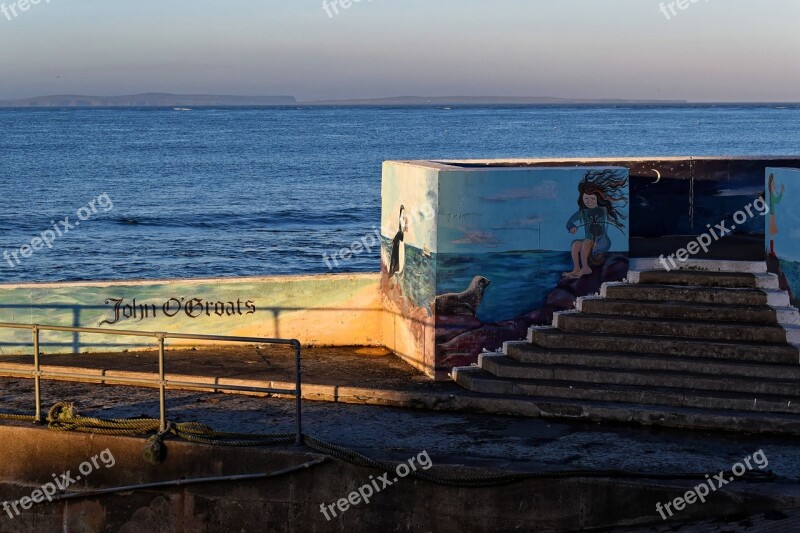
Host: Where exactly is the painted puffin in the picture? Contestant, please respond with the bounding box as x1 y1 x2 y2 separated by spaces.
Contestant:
388 205 408 278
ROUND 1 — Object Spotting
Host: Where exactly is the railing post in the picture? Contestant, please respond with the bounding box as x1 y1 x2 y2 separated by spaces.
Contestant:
157 333 167 433
33 325 41 424
294 341 302 446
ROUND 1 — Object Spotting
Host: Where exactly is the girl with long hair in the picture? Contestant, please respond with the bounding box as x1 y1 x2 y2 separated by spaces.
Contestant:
564 170 628 278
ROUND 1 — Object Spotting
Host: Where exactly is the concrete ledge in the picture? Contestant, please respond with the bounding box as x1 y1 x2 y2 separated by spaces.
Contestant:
781 324 800 347
629 258 768 273
766 289 792 307
476 352 504 368
526 325 556 342
600 281 628 298
575 295 604 312
550 309 579 328
756 272 781 289
776 306 800 326
501 340 529 356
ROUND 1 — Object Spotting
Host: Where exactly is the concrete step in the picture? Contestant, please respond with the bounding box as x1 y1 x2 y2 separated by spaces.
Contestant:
504 342 800 381
577 298 779 324
629 258 767 274
479 355 800 397
602 284 789 307
555 313 788 343
454 368 800 415
634 270 778 289
450 367 800 435
529 328 799 365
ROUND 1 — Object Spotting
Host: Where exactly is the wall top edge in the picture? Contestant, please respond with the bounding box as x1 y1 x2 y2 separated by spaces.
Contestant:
385 156 800 170
0 272 381 291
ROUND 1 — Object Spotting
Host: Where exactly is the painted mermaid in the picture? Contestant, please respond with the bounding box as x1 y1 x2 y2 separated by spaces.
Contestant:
768 173 785 257
564 170 628 279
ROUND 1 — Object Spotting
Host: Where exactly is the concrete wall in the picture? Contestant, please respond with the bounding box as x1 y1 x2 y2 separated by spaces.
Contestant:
0 273 383 353
1 426 797 532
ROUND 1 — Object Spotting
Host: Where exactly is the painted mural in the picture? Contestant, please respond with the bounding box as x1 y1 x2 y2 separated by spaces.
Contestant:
380 161 438 377
765 168 800 306
446 158 800 260
380 163 631 375
433 167 630 368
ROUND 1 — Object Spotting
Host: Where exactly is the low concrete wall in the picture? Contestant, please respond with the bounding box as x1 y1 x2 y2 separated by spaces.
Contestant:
0 273 383 353
0 426 798 532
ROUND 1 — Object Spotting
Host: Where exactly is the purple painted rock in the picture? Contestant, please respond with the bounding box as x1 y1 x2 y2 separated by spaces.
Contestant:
515 313 540 334
437 322 522 361
572 267 604 297
435 314 483 343
601 255 630 283
546 288 577 311
439 352 481 369
521 307 549 325
495 319 526 339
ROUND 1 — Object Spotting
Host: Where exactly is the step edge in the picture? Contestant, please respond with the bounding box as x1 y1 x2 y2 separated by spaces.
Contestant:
529 327 798 349
628 258 767 273
504 344 800 372
466 372 800 405
558 312 788 331
482 356 800 387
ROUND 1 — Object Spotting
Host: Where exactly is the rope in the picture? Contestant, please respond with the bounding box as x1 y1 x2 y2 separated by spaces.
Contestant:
0 403 777 488
0 413 36 423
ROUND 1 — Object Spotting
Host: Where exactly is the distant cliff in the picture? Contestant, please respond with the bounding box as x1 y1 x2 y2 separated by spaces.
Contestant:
306 96 689 106
0 93 689 108
0 93 297 107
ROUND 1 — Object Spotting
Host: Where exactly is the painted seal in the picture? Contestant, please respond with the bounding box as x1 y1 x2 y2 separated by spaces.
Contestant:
434 276 491 316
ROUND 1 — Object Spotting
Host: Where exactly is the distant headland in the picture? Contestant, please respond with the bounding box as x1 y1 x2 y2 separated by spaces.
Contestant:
304 96 689 106
0 93 297 107
0 93 689 108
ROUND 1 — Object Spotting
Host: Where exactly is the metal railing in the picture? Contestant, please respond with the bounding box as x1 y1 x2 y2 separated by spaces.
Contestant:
0 322 303 445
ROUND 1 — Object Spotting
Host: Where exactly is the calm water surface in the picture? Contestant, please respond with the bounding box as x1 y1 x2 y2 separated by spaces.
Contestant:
1 105 799 282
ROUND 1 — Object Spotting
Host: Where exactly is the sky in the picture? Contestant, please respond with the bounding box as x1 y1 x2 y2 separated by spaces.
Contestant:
0 0 798 102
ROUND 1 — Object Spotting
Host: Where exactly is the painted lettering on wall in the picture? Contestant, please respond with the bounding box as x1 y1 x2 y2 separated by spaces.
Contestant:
100 297 256 326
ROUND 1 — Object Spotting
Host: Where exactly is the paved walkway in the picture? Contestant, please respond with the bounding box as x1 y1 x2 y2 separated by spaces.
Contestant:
0 351 798 480
1 346 800 530
0 345 445 392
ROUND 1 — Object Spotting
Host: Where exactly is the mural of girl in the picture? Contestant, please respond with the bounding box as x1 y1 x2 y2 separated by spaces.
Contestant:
768 173 785 257
564 169 628 279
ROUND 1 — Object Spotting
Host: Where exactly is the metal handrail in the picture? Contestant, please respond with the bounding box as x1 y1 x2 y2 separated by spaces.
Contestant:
0 322 303 446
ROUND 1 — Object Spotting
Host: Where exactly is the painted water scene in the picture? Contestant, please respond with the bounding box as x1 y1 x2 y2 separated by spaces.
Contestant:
2 2 800 532
381 166 631 368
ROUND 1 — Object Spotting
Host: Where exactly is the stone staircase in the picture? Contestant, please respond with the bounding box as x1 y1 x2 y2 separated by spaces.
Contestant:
452 264 800 435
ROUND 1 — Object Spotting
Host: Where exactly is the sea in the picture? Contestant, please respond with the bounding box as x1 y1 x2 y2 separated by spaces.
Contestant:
1 105 799 285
